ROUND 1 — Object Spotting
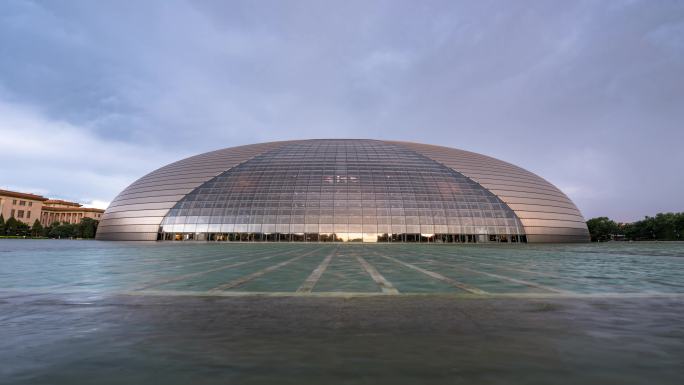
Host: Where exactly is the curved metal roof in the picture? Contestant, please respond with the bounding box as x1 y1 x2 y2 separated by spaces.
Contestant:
96 139 588 242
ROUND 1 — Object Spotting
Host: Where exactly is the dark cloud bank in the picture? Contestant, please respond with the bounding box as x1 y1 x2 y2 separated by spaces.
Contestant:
0 0 682 221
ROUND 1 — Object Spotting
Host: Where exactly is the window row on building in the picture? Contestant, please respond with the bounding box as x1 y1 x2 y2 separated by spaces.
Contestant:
8 199 34 206
9 209 32 219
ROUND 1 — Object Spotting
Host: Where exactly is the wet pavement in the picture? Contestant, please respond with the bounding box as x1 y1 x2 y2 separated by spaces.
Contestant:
1 240 683 384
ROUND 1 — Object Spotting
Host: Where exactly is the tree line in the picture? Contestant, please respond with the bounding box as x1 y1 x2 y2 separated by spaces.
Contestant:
0 215 99 239
586 212 684 242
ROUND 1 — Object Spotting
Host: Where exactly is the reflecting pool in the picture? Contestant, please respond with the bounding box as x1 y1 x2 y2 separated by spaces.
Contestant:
1 240 683 384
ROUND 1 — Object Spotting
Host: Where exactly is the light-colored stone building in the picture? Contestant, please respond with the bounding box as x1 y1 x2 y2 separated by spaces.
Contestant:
41 199 104 225
0 189 104 226
0 189 48 225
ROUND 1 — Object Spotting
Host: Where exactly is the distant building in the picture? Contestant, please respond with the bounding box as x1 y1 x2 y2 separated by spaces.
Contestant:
0 190 48 224
41 199 104 225
0 189 104 226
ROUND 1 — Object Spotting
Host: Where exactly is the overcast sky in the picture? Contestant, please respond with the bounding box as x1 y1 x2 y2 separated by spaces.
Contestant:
1 0 682 221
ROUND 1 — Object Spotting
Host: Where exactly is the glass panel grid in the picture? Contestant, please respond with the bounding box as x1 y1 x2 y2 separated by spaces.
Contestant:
160 140 525 242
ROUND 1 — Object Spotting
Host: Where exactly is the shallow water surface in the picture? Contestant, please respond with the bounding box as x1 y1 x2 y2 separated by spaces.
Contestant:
1 240 683 295
1 240 683 384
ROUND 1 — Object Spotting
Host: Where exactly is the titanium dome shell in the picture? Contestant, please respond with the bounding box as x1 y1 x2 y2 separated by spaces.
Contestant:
96 139 589 243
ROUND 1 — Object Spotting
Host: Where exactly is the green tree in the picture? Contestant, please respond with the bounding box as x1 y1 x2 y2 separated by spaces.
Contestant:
49 222 76 239
586 217 619 242
654 213 678 240
642 216 658 240
41 223 50 237
5 217 19 236
42 221 56 238
78 218 99 239
0 214 5 235
617 213 684 241
30 220 44 238
674 213 684 241
16 221 30 237
621 217 648 240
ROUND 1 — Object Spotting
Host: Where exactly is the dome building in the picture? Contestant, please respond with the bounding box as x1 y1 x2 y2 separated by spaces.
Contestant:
96 140 589 243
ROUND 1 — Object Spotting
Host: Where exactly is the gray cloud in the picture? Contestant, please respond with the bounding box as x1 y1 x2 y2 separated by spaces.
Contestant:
0 0 682 220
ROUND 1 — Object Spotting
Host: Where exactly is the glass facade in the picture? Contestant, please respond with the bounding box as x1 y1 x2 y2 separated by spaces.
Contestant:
158 140 525 242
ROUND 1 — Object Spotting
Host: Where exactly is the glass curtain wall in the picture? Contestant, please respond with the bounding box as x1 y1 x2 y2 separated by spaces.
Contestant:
159 140 525 242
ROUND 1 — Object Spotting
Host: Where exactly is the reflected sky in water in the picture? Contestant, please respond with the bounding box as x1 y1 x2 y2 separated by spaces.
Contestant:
1 241 683 384
1 240 683 295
